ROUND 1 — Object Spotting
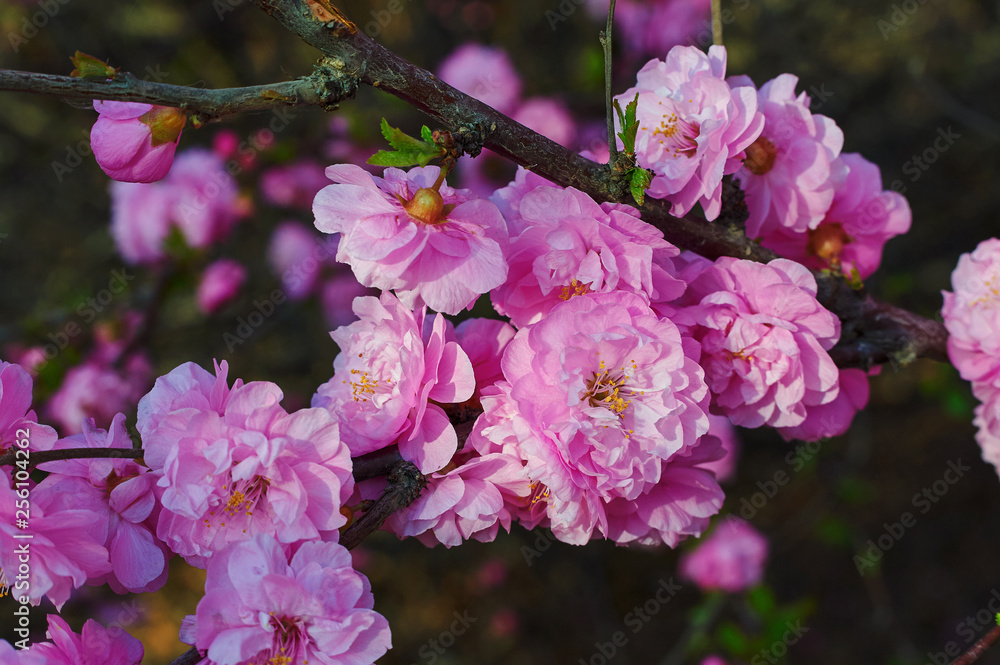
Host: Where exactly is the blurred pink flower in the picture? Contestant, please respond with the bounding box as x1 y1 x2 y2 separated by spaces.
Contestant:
490 183 685 327
732 74 844 238
618 45 763 220
187 535 391 665
320 273 373 330
312 292 476 474
587 0 712 57
138 360 353 566
681 257 841 429
196 259 247 314
260 160 329 209
313 164 508 315
438 44 522 114
39 414 170 593
91 100 184 183
679 516 768 592
512 97 577 147
696 414 742 484
29 615 143 665
267 221 337 300
111 149 243 265
761 153 911 279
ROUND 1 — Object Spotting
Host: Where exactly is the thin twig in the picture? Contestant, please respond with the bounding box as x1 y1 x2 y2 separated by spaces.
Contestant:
951 625 1000 665
0 67 358 123
712 0 723 46
0 447 142 468
603 0 618 158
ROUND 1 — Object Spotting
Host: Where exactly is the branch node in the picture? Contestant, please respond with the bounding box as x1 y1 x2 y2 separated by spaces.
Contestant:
452 124 484 159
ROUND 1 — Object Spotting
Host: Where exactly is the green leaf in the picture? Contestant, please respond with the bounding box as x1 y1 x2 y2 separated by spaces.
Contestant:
369 119 444 168
70 51 118 79
630 168 652 207
613 94 640 154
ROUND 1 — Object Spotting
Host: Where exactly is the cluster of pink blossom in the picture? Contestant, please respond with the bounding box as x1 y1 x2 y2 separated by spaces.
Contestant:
137 360 355 567
943 238 1000 477
25 615 143 665
618 48 909 279
111 148 244 264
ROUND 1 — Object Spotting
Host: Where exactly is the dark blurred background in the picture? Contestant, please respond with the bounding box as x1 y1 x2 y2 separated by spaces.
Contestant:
2 0 1000 663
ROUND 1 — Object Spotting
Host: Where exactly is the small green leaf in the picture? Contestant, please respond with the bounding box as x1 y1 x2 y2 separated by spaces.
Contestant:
630 168 652 207
613 94 640 154
70 51 118 79
369 119 445 168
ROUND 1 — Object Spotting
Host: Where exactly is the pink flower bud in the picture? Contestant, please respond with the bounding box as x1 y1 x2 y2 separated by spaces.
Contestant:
196 259 247 314
91 100 185 183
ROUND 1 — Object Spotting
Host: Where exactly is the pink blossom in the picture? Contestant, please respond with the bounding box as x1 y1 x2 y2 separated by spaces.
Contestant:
454 317 517 397
681 257 841 429
91 100 185 183
679 516 768 592
974 395 1000 478
39 414 170 593
383 449 530 547
260 161 330 209
760 153 911 279
700 656 728 665
197 259 247 314
46 326 153 435
313 164 508 315
776 368 870 442
188 534 391 665
29 615 143 665
268 221 337 301
470 292 717 544
312 293 476 474
697 414 741 484
0 467 112 609
942 239 1000 387
512 97 577 147
111 149 243 265
0 640 44 665
438 44 522 114
138 360 354 566
0 360 57 454
490 183 685 327
617 45 763 220
732 74 845 238
490 166 560 238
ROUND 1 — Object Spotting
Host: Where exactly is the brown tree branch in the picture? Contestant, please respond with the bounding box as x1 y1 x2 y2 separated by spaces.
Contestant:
0 446 142 468
0 66 358 123
950 625 1000 665
339 459 426 550
247 0 948 370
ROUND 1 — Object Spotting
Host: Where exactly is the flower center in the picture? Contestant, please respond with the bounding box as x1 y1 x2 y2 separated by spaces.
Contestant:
559 279 592 301
807 222 853 265
204 475 269 531
652 111 700 158
744 136 778 175
252 615 307 665
583 359 641 418
343 353 391 403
